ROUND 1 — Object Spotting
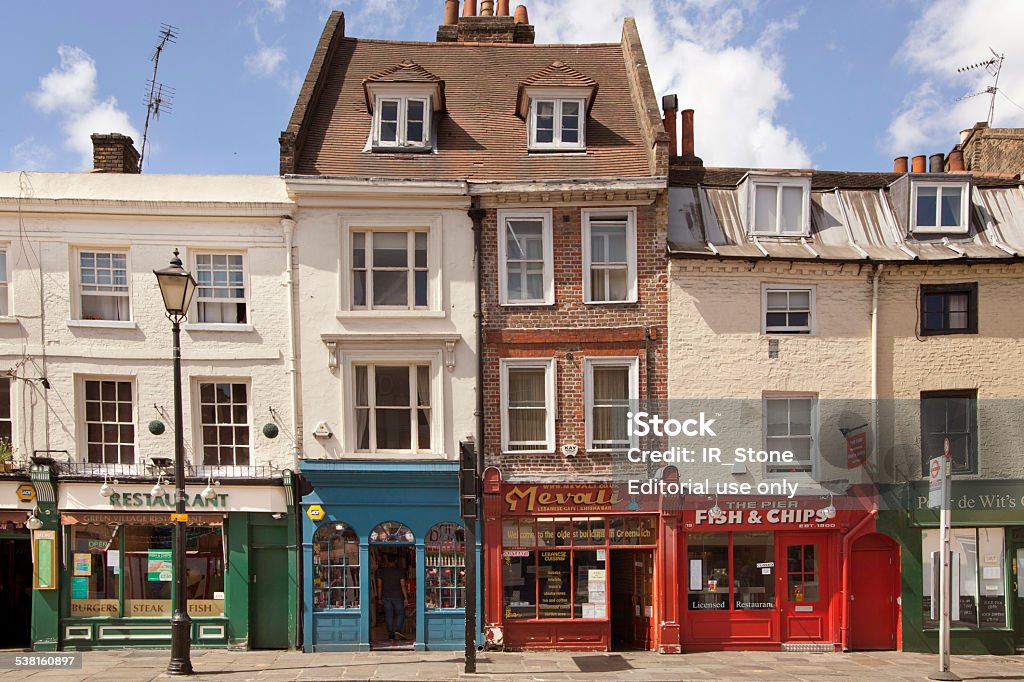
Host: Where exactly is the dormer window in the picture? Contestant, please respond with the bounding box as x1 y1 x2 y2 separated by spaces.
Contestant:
746 175 811 236
362 61 445 154
911 181 969 234
374 96 429 149
517 61 597 153
529 98 585 150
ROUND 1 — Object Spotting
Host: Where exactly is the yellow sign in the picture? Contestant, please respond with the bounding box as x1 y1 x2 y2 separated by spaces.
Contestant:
16 484 35 502
170 513 189 522
307 504 325 521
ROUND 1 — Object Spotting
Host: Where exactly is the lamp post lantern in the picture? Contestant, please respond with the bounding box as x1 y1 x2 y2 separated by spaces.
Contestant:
154 249 197 676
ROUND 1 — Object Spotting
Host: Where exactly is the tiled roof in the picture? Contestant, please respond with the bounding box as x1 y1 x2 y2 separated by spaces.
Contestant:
670 166 1022 190
365 60 442 84
284 22 657 181
520 60 598 89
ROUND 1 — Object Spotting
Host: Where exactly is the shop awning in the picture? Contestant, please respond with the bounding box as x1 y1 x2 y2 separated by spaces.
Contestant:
0 510 29 528
61 512 224 526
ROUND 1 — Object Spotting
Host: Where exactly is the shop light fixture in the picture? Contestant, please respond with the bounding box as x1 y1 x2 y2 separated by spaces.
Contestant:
821 492 837 520
151 475 167 498
99 474 118 498
200 476 220 501
708 495 725 521
26 509 43 530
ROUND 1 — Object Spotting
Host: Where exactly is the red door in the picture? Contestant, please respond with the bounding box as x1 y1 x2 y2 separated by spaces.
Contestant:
632 549 654 649
778 534 829 642
850 535 899 650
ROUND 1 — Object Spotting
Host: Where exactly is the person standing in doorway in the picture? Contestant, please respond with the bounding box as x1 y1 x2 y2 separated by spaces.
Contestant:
376 553 408 642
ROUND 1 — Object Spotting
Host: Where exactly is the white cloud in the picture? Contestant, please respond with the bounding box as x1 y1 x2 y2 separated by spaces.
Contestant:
528 0 811 168
886 0 1024 156
264 0 287 16
10 137 55 171
246 44 287 76
29 46 139 170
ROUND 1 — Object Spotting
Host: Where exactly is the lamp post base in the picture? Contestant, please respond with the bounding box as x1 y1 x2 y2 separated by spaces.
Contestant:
167 613 194 676
928 672 961 681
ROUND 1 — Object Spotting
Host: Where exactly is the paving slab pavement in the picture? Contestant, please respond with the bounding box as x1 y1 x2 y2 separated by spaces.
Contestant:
1 649 1023 682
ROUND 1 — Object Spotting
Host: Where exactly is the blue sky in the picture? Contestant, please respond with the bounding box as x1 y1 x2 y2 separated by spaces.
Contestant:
3 0 1022 175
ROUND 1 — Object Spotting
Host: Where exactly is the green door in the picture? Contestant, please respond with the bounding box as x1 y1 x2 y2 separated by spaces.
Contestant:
1014 541 1024 652
250 547 289 649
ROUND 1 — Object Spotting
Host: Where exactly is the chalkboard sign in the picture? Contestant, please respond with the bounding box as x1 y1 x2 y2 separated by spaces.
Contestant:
958 595 978 625
979 596 1006 628
921 596 937 628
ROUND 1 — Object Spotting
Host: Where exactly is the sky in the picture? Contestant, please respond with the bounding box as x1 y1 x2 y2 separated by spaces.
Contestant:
2 0 1023 175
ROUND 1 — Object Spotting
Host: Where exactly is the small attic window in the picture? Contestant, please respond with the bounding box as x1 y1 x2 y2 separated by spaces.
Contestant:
911 180 969 234
747 176 811 236
517 62 597 153
529 98 585 150
374 95 430 149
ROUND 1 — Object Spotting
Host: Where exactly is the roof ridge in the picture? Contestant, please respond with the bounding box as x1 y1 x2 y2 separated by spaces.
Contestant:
343 36 621 48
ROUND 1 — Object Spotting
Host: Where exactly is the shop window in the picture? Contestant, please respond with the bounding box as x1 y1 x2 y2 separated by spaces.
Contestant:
313 522 360 610
922 527 1006 628
609 516 656 545
920 390 977 475
785 543 819 603
69 526 120 617
370 521 414 543
198 382 250 466
688 531 777 611
194 253 247 324
72 524 224 618
501 517 625 621
424 522 465 610
83 379 135 465
354 364 432 453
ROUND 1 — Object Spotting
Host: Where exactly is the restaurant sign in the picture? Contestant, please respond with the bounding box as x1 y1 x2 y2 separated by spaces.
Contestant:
502 483 658 514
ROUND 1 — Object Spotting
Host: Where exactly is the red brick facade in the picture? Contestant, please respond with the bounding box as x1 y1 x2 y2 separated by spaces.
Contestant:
480 198 669 479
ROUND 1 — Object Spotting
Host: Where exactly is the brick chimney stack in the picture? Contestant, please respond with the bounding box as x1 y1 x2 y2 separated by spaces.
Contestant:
437 0 534 43
91 133 140 174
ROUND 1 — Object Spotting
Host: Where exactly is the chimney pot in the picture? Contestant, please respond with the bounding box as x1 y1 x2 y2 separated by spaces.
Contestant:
661 94 678 159
911 155 926 173
681 109 695 159
462 0 477 16
514 4 529 23
497 0 510 15
91 133 140 174
893 156 908 174
444 0 459 24
947 149 965 172
480 0 494 16
929 153 944 174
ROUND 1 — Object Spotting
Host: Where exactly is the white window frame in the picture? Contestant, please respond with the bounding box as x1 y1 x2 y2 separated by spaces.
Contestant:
339 215 443 316
73 248 133 325
338 348 444 458
500 358 556 454
497 209 554 306
193 378 252 468
910 180 970 234
372 94 432 150
528 97 586 151
77 375 136 466
762 392 817 479
584 356 639 452
761 283 816 335
0 375 13 448
0 246 10 318
582 208 638 304
747 177 812 236
189 251 250 328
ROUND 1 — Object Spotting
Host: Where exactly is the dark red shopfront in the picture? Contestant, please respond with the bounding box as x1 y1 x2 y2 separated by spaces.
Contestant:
482 470 682 652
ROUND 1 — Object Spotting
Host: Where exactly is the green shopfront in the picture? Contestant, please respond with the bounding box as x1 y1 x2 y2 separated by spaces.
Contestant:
35 476 299 651
881 479 1024 654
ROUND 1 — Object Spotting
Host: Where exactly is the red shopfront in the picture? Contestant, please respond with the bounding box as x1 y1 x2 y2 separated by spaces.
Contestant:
679 498 882 652
482 469 681 652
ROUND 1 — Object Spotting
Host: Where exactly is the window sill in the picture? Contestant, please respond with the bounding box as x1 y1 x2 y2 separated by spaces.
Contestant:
763 331 814 337
499 301 554 308
502 449 555 456
747 232 811 239
370 146 433 154
335 310 446 319
0 316 19 325
527 149 587 155
67 319 137 330
583 299 637 306
184 323 255 333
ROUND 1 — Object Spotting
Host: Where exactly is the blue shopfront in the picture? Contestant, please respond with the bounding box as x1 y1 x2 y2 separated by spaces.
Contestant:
299 461 481 652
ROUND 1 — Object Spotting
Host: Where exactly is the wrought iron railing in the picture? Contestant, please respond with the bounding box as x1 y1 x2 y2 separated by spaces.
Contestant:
51 460 285 481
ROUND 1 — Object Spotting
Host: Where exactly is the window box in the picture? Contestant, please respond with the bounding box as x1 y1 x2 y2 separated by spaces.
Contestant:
920 283 977 335
501 358 556 454
498 209 553 306
762 284 815 335
582 209 637 304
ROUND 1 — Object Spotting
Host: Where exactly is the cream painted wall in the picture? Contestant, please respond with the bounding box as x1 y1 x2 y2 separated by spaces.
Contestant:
0 173 298 472
287 182 477 461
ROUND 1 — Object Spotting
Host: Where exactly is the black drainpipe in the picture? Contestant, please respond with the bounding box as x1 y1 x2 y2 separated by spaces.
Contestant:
469 198 486 656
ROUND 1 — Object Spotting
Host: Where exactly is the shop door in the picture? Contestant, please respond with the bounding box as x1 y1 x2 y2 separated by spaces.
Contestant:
1014 541 1024 651
778 535 829 642
370 545 416 650
0 537 31 648
849 534 898 650
609 549 654 650
250 547 290 649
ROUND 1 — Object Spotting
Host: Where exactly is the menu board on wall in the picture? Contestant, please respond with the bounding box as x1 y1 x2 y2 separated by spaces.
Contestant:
538 550 571 619
979 596 1005 628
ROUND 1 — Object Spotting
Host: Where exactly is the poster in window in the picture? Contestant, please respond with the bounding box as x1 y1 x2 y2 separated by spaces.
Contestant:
71 576 89 599
979 596 1005 628
73 552 92 577
147 549 173 582
538 550 571 619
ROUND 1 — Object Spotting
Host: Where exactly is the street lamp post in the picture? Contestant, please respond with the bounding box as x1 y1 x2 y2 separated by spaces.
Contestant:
154 249 198 676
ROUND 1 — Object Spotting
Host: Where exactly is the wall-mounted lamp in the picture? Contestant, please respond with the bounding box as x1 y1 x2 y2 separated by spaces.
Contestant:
200 476 220 501
99 474 118 498
151 475 166 498
708 495 725 521
821 492 837 520
26 509 43 530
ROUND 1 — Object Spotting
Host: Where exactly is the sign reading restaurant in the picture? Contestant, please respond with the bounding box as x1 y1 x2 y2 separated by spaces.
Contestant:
56 481 289 514
108 491 229 509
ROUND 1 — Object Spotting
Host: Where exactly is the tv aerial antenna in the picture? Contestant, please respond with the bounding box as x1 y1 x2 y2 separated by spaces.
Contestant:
954 48 1004 126
139 23 178 172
